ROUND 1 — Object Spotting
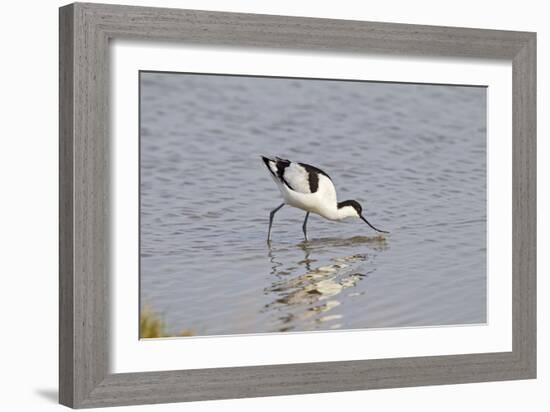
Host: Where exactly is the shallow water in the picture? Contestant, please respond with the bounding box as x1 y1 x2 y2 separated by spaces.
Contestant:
140 72 487 337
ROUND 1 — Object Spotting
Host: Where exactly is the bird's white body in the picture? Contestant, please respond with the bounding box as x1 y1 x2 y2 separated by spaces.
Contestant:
261 156 387 242
263 157 358 221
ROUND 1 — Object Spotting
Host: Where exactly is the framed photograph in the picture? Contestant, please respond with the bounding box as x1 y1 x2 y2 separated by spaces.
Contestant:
59 2 536 408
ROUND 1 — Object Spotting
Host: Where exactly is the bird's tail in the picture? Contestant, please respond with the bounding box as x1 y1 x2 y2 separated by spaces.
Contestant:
261 156 277 176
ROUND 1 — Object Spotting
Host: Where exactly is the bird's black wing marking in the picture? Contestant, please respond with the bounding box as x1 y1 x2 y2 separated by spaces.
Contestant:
275 158 294 190
262 156 296 191
298 162 332 193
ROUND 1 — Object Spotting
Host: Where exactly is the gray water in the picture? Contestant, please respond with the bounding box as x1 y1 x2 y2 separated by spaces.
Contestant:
140 72 487 337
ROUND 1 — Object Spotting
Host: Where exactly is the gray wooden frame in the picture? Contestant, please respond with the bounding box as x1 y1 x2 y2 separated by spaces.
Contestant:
59 2 536 408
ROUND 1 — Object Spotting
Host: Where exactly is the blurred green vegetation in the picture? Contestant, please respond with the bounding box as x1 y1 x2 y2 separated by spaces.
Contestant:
140 307 194 338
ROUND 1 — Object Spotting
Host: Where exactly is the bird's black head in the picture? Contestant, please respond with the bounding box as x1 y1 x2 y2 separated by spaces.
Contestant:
337 200 362 216
338 199 389 234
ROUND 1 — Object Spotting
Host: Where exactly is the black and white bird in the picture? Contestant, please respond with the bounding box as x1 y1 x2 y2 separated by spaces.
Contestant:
261 156 388 242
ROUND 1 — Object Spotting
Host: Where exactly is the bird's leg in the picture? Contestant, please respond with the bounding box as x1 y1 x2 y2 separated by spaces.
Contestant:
267 203 285 243
302 212 310 242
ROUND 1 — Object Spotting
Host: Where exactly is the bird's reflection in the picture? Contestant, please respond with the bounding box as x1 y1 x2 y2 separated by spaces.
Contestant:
265 236 388 332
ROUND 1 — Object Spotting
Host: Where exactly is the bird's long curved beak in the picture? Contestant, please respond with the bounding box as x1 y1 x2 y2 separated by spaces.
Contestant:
360 215 389 233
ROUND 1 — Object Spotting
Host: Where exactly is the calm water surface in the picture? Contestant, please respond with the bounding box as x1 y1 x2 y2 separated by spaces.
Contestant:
140 72 487 337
